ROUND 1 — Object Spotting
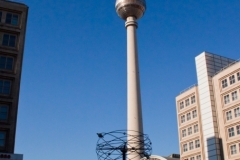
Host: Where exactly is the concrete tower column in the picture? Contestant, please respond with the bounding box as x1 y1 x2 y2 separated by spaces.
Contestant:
125 16 143 134
115 0 146 159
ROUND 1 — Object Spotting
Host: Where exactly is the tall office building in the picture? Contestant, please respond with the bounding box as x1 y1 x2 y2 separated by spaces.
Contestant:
0 0 28 159
176 52 240 160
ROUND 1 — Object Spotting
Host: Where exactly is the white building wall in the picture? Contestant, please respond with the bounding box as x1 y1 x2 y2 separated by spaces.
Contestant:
195 52 235 160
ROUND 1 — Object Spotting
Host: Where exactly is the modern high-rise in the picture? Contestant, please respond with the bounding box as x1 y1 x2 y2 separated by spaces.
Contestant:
176 52 240 160
0 0 28 159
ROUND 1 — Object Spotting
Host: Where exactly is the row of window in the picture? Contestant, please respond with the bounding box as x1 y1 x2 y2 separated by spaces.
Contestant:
0 11 19 26
224 90 238 105
181 110 197 124
222 72 240 89
0 55 14 71
184 155 201 160
182 124 199 138
230 143 240 155
226 106 240 121
1 33 17 48
0 79 12 96
228 125 240 138
180 95 196 110
183 139 200 152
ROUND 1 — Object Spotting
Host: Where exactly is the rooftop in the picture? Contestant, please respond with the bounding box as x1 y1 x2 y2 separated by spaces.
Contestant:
179 84 198 95
150 154 180 160
212 58 240 77
0 0 27 6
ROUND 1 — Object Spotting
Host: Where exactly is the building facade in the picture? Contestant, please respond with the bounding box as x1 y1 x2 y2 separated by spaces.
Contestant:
176 86 204 160
176 52 240 160
0 0 28 158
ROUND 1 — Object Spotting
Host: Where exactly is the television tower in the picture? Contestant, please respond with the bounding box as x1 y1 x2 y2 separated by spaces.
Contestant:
115 0 146 159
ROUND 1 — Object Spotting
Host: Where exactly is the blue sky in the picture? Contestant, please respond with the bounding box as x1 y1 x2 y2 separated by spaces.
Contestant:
15 0 240 160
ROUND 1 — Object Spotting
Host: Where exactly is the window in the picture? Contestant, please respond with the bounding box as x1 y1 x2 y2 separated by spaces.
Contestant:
181 115 185 123
194 124 198 133
2 34 16 47
182 129 186 137
237 125 240 135
232 91 238 101
190 157 194 160
183 144 188 152
187 113 191 121
0 80 11 95
180 101 184 109
192 110 197 118
185 99 190 106
222 79 228 88
195 139 200 148
189 142 194 150
0 105 8 121
234 107 240 117
238 72 240 81
229 75 235 85
5 13 19 25
0 56 14 70
0 132 6 147
0 11 2 22
191 96 195 104
230 145 237 155
188 127 192 135
224 95 230 104
228 127 235 137
196 155 201 160
226 111 232 121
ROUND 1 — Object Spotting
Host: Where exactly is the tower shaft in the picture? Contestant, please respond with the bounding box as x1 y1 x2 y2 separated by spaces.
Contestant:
115 1 146 159
126 16 144 160
126 16 143 133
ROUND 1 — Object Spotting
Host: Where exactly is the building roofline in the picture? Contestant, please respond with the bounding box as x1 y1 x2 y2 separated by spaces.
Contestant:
212 59 240 77
203 51 236 62
150 155 180 160
0 0 28 7
178 84 198 95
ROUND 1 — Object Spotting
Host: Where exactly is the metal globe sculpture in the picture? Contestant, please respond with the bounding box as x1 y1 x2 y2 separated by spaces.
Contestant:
115 0 146 20
96 130 152 160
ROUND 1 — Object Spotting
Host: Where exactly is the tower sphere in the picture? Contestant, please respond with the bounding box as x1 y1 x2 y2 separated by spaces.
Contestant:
115 0 146 20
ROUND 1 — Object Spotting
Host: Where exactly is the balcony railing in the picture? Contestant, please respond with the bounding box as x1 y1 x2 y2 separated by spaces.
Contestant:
179 84 198 95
